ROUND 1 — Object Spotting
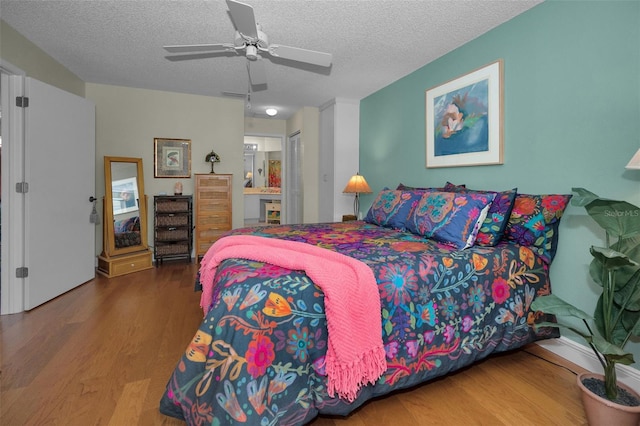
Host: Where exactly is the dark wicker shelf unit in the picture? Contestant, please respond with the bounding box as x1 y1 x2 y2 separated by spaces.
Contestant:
153 195 193 264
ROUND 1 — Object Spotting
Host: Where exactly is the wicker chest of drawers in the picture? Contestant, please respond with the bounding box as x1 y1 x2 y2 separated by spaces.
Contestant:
153 195 193 264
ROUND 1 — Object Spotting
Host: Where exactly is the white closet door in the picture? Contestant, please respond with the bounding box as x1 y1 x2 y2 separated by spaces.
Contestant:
23 78 95 310
285 132 303 224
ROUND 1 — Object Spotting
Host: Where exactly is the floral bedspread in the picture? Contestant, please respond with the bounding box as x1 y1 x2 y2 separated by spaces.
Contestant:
160 221 557 425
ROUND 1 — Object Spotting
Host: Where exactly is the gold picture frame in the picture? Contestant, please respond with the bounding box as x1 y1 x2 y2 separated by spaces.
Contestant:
154 138 191 178
425 60 503 168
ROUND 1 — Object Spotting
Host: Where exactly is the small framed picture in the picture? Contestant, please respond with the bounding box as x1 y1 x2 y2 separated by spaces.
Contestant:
154 138 191 178
111 177 139 215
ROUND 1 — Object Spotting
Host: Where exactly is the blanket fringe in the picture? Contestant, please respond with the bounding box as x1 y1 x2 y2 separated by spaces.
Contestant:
325 346 388 402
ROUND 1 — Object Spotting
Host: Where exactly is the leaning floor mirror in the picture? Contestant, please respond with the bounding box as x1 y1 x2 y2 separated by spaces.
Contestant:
97 156 153 277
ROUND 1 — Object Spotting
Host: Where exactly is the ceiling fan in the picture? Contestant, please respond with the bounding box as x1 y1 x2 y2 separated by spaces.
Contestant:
163 0 333 87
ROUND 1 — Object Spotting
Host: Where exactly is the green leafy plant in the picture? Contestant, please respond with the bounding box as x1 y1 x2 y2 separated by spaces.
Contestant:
531 187 640 401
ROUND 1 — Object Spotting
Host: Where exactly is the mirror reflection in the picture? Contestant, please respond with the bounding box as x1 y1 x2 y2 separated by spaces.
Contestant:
243 138 282 191
243 137 283 225
244 144 256 188
110 162 141 248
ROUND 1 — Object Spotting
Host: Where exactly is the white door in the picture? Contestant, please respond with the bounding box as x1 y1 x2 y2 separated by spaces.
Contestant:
1 71 26 314
23 78 95 310
285 132 303 224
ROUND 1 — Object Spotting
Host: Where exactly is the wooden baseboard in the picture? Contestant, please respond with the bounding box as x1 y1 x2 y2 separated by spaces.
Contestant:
536 337 640 392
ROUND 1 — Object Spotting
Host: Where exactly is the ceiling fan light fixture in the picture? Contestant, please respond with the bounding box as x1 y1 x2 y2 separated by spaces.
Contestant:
265 108 278 117
246 45 258 60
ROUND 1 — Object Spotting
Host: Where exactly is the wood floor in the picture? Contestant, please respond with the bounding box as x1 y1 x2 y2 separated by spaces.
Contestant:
1 262 588 425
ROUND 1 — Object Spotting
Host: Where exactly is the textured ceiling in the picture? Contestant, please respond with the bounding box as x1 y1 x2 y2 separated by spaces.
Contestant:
1 0 542 119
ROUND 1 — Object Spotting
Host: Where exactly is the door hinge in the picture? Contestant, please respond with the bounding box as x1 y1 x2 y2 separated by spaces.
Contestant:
16 182 29 193
16 267 29 278
16 96 29 108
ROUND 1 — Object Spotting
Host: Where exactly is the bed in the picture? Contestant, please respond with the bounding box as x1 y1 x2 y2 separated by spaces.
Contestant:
159 183 571 425
113 215 141 248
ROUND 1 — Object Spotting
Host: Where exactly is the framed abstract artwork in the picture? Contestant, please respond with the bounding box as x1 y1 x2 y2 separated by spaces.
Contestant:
425 60 503 168
154 138 191 178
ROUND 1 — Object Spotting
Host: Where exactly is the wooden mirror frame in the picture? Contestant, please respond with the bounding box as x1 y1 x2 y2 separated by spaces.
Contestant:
102 156 149 257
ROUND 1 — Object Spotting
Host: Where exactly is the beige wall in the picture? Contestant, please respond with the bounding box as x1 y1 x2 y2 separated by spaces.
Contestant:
86 83 245 255
0 20 85 97
244 116 286 136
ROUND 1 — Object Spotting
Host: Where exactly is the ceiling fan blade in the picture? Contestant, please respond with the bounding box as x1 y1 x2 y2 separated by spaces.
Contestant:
164 43 235 53
267 45 332 67
226 0 258 40
248 59 267 86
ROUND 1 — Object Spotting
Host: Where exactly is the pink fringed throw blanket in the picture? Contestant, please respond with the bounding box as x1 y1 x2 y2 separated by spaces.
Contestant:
199 235 387 402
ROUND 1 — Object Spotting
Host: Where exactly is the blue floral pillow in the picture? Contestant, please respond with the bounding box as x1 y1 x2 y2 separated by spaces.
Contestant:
444 185 518 247
405 191 496 249
504 193 572 264
364 189 422 230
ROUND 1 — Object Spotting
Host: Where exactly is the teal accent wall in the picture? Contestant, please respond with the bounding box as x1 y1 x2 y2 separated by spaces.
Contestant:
360 1 640 365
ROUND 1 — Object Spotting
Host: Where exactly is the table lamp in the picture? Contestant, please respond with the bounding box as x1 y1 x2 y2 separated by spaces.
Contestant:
205 150 220 173
343 173 372 218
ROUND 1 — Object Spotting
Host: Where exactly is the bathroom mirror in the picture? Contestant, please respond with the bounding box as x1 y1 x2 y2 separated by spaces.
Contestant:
243 138 281 189
102 156 149 257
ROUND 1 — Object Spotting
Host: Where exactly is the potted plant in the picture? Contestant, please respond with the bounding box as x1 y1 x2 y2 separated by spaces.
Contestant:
531 187 640 425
